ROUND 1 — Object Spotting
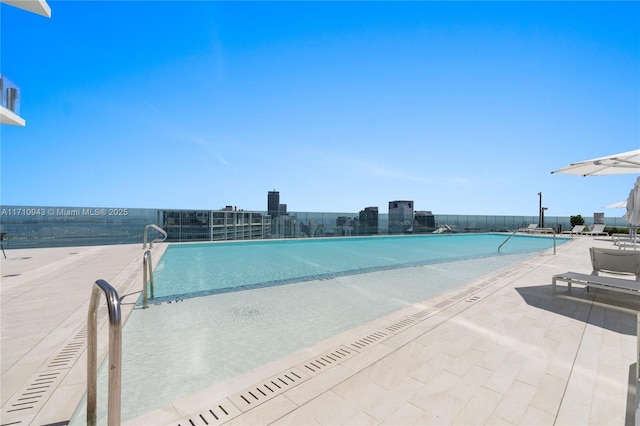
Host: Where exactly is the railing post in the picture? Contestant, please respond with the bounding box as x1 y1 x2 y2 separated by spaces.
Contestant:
87 279 122 426
142 250 154 309
143 224 167 249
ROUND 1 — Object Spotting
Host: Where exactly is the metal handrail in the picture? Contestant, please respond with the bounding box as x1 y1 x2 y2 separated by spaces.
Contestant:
498 227 557 255
142 250 154 309
87 279 122 426
143 224 167 249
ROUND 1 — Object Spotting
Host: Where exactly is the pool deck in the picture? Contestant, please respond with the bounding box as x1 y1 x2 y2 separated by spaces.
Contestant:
1 236 639 425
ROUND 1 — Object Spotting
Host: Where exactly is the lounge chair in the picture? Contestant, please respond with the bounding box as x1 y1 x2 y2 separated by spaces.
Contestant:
561 225 585 236
552 247 640 295
612 232 638 245
584 224 608 236
522 224 538 233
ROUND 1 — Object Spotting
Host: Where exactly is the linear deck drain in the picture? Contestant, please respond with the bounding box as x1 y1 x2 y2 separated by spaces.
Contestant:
228 368 309 412
298 345 357 375
1 326 87 425
384 317 417 333
456 286 482 299
176 401 240 426
348 330 390 350
434 299 456 309
411 308 438 319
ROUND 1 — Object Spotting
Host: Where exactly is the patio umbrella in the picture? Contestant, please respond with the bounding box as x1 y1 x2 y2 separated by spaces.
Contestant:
551 149 640 176
623 176 640 226
603 201 628 209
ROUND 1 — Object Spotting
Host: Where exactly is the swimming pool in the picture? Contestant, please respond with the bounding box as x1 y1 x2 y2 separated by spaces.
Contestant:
150 233 564 302
71 234 566 424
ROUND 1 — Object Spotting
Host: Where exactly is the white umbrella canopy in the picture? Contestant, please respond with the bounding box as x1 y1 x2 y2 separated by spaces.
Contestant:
603 201 628 209
551 149 640 176
623 176 640 226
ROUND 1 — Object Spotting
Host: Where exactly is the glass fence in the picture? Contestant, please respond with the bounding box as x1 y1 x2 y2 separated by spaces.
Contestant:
0 74 21 115
0 205 631 249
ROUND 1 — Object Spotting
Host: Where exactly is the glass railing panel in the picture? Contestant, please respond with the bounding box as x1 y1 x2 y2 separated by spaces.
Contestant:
0 74 21 115
0 205 633 249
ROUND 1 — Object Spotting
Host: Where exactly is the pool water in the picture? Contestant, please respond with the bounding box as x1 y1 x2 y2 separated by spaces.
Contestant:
71 234 565 424
151 234 564 302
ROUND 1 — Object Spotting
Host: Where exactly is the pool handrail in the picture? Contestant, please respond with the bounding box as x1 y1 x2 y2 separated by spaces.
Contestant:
142 249 154 308
143 224 167 249
87 279 122 426
498 227 556 255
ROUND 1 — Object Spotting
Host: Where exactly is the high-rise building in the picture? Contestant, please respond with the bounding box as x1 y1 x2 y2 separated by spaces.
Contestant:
388 200 414 234
414 210 436 233
267 190 280 218
358 207 379 235
162 209 270 242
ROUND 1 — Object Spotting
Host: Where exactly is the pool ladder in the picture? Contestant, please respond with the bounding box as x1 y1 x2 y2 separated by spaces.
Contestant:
143 224 167 249
142 249 154 309
498 227 556 254
87 279 122 426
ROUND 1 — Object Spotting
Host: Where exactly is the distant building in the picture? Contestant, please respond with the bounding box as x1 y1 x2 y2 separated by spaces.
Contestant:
388 200 414 234
357 206 379 235
336 216 355 236
271 213 300 238
414 210 436 233
163 209 270 242
268 190 280 218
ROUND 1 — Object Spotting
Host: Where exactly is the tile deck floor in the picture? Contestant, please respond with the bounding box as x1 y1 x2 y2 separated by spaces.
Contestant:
1 236 639 425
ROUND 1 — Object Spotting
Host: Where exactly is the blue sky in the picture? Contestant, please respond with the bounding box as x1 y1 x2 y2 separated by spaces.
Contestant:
1 1 638 217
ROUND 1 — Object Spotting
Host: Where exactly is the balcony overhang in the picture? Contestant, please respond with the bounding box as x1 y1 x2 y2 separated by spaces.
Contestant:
0 105 26 126
1 0 51 18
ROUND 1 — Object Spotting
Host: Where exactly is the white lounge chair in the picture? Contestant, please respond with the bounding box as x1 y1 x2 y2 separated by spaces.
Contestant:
552 247 640 295
561 225 585 236
522 224 538 233
584 224 608 236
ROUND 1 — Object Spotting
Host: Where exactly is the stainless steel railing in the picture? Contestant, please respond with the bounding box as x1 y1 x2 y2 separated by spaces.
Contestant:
142 250 154 309
87 279 122 426
498 227 556 255
143 224 167 249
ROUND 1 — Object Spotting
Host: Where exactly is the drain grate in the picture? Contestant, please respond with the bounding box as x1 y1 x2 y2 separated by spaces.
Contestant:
453 287 482 300
412 308 437 319
434 299 455 309
0 326 87 425
229 368 309 412
0 371 65 424
465 295 482 303
348 330 390 350
384 317 417 333
176 402 239 426
299 346 357 375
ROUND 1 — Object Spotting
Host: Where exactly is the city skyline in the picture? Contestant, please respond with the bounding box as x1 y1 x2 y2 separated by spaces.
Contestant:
1 2 638 217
